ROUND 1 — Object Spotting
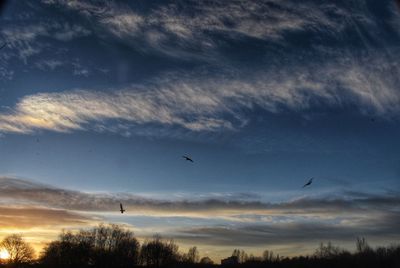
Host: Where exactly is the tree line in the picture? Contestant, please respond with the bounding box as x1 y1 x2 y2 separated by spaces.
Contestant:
0 224 399 268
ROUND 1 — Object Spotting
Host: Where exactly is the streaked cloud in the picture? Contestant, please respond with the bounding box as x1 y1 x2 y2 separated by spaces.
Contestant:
35 59 64 71
0 206 96 229
1 176 399 217
39 0 400 65
0 20 90 63
0 0 398 260
175 213 400 247
0 53 399 134
0 0 398 134
43 0 362 54
0 176 399 254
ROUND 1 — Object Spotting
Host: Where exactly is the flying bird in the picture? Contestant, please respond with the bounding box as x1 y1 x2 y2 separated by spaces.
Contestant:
302 177 314 188
0 43 6 50
119 203 125 214
182 155 194 162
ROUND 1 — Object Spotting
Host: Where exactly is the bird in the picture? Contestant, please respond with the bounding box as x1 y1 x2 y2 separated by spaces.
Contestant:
182 155 194 162
302 177 314 188
119 203 125 214
0 43 6 50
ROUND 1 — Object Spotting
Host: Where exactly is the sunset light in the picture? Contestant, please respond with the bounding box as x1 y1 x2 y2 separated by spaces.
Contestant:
0 0 400 267
0 249 10 260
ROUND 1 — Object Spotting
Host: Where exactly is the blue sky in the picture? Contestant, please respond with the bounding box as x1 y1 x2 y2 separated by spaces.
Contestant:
0 0 400 261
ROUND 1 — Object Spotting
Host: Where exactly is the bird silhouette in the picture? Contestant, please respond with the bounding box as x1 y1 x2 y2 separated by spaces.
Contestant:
182 155 194 162
302 177 314 188
120 203 125 214
0 43 6 50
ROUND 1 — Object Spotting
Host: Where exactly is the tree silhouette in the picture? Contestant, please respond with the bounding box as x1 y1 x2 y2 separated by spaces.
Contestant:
199 256 213 265
140 235 179 267
182 246 199 263
0 234 35 266
263 249 276 262
15 227 400 268
40 231 93 268
40 224 139 268
314 241 344 259
356 237 371 254
232 249 247 263
91 224 140 268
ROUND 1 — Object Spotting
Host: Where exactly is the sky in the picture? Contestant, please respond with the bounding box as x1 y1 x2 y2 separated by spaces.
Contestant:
0 0 400 261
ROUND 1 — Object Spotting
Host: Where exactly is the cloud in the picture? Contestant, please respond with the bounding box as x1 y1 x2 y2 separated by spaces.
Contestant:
1 176 399 254
0 66 14 80
0 77 233 133
1 177 399 217
0 1 398 141
40 0 395 61
0 20 90 63
0 206 96 229
0 178 100 244
0 52 399 135
35 59 64 71
72 60 90 77
101 13 143 38
175 214 400 247
53 23 91 41
0 24 48 63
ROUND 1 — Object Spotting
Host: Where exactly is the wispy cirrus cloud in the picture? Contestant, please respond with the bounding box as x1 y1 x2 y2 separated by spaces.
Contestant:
1 1 399 135
35 59 64 71
2 0 398 78
0 20 91 63
65 0 343 61
41 0 396 60
0 84 232 133
0 52 399 134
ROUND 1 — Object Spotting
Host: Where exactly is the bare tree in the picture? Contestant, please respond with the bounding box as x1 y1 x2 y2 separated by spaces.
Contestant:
263 249 275 262
140 235 179 267
232 249 248 263
40 231 93 268
356 237 371 254
1 234 35 265
183 246 199 263
314 242 342 259
40 224 139 268
92 224 140 267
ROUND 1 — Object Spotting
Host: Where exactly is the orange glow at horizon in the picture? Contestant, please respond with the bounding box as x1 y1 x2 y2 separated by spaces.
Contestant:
0 249 10 260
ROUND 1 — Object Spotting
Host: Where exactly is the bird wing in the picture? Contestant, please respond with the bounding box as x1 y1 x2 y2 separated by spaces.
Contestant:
183 155 193 161
120 203 123 210
302 178 313 188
